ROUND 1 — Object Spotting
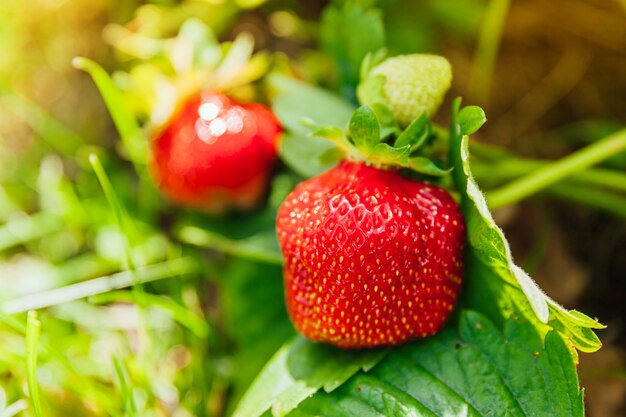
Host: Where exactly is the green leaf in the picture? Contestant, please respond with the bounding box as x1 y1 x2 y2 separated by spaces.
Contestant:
407 157 451 177
395 113 431 152
349 106 380 150
458 105 487 135
222 260 295 414
321 3 385 97
270 75 355 134
284 311 584 417
279 134 337 178
26 311 44 417
232 337 388 417
449 99 603 352
270 74 356 177
73 57 146 165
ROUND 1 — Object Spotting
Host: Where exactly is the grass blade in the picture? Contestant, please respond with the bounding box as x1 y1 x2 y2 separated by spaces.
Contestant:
25 311 44 417
0 399 28 417
91 290 211 339
112 355 138 417
0 212 63 252
1 257 197 314
88 153 137 266
73 57 146 165
177 226 283 265
0 93 84 155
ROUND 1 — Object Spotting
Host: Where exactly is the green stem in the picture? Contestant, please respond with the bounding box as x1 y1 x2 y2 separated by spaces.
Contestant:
487 128 626 209
469 0 511 103
546 184 626 218
474 158 626 192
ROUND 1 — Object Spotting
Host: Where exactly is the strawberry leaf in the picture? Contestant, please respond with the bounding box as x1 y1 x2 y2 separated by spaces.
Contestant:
270 75 355 177
349 106 380 151
222 260 295 413
321 3 385 98
232 337 388 417
458 105 487 135
236 311 584 417
449 98 604 352
279 134 337 178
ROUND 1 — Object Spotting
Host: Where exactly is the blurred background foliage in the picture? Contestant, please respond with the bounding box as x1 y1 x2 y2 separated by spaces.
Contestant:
0 0 625 416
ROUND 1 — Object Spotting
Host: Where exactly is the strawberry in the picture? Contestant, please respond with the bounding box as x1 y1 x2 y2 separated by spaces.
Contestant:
276 160 464 348
150 91 282 213
362 54 452 127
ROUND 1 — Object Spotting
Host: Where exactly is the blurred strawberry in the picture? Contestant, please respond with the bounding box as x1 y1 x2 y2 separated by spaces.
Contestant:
151 91 281 213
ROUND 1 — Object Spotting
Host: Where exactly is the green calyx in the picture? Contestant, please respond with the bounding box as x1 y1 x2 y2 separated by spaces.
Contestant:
301 53 466 177
305 104 450 177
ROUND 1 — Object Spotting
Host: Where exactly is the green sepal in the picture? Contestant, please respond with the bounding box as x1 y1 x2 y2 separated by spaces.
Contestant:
356 73 386 108
359 49 387 82
407 157 451 177
319 147 346 165
309 124 359 158
368 143 411 166
370 102 401 140
394 112 431 152
349 106 380 150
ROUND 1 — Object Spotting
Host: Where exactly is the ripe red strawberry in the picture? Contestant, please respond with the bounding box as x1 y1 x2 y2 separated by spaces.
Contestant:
277 160 464 348
150 91 282 213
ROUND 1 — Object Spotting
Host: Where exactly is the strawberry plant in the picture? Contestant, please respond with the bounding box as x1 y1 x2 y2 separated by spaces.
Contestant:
1 1 626 417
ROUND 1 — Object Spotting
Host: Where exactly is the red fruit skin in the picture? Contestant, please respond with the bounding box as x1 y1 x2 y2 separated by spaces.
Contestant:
277 161 465 348
151 91 282 213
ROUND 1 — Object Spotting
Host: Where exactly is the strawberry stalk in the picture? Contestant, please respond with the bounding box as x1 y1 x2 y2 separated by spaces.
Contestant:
486 128 626 209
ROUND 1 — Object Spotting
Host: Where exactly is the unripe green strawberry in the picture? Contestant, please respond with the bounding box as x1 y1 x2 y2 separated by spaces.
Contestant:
369 54 452 127
150 91 282 213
